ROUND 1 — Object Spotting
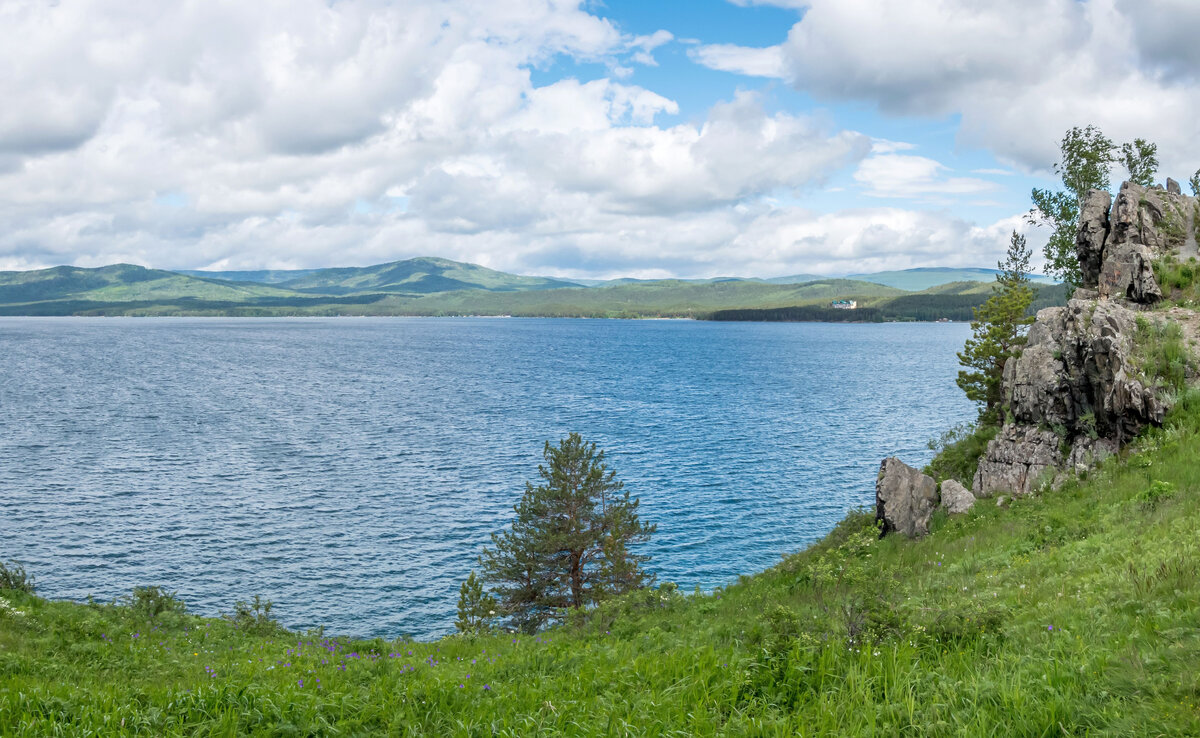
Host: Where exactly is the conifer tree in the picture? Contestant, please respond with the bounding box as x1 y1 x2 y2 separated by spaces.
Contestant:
957 231 1036 425
454 571 497 635
479 433 655 633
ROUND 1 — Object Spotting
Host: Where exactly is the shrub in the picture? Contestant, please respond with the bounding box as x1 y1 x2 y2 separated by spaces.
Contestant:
224 595 283 634
924 422 999 487
119 586 186 619
0 560 35 594
1136 480 1176 510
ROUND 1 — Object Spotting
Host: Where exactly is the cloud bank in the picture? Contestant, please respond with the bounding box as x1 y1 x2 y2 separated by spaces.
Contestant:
7 0 1176 278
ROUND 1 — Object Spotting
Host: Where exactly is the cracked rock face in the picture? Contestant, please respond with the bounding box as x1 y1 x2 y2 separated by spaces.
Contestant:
973 425 1062 497
875 457 938 538
1004 299 1165 440
972 179 1193 498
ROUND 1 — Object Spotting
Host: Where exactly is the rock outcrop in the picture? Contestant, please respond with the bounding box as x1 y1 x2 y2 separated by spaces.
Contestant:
939 480 975 514
876 457 938 538
973 179 1198 497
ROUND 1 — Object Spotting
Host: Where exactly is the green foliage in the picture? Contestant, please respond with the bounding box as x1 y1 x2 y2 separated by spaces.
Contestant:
1029 125 1117 289
1190 169 1200 197
1137 480 1176 510
957 231 1036 423
480 434 656 633
119 586 187 620
0 560 35 594
1153 255 1200 305
1120 138 1159 187
924 422 999 486
454 571 497 635
223 595 282 635
1131 316 1192 397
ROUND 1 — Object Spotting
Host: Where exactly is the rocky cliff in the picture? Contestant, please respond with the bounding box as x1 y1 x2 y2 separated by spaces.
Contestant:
973 179 1198 498
878 179 1198 537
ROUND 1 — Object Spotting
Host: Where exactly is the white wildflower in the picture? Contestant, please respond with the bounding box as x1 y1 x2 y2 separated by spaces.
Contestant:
0 598 26 617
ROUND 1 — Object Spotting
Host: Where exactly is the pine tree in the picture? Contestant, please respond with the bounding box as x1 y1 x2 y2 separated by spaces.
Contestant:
480 433 655 633
454 571 497 635
956 231 1036 425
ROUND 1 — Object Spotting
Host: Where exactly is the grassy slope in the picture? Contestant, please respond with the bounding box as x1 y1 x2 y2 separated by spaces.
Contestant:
3 393 1200 735
176 269 323 285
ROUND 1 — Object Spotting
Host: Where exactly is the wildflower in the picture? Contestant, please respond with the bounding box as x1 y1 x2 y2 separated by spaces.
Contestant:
483 684 491 691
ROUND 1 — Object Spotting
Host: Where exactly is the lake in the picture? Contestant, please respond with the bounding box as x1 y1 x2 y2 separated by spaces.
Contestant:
0 317 973 638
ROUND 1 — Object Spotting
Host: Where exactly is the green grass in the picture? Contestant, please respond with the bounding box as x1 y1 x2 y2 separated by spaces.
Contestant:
5 394 1200 734
1154 256 1200 308
1132 316 1193 397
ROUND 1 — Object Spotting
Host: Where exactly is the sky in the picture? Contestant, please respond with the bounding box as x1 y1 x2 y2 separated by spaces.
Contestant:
3 0 1200 280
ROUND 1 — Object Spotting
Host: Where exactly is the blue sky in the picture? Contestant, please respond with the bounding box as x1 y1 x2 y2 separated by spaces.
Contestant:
1 0 1197 279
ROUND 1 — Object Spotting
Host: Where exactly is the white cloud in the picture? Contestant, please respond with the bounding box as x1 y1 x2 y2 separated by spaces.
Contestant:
694 0 1200 177
688 44 786 78
870 139 918 154
854 155 998 199
0 0 890 277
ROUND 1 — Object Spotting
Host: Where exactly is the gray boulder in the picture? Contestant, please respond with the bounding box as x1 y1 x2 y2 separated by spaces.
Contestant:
1167 177 1182 195
875 457 938 538
940 480 975 514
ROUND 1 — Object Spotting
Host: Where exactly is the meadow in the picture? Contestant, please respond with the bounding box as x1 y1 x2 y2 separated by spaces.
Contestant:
3 391 1199 735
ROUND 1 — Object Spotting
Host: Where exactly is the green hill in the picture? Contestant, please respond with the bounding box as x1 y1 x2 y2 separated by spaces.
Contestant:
0 262 1068 319
842 267 1059 291
4 391 1199 734
359 278 906 318
0 264 304 306
275 256 581 295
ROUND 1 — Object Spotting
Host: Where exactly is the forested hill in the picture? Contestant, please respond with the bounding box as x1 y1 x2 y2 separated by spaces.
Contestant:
0 258 1066 319
707 283 1068 323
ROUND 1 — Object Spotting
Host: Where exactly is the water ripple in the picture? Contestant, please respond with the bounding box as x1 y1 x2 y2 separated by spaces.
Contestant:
0 317 973 639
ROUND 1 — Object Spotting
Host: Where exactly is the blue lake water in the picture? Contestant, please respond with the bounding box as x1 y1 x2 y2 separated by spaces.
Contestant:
0 317 973 639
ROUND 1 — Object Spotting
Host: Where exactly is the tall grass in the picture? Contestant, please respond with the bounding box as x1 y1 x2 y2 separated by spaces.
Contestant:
1133 316 1192 397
